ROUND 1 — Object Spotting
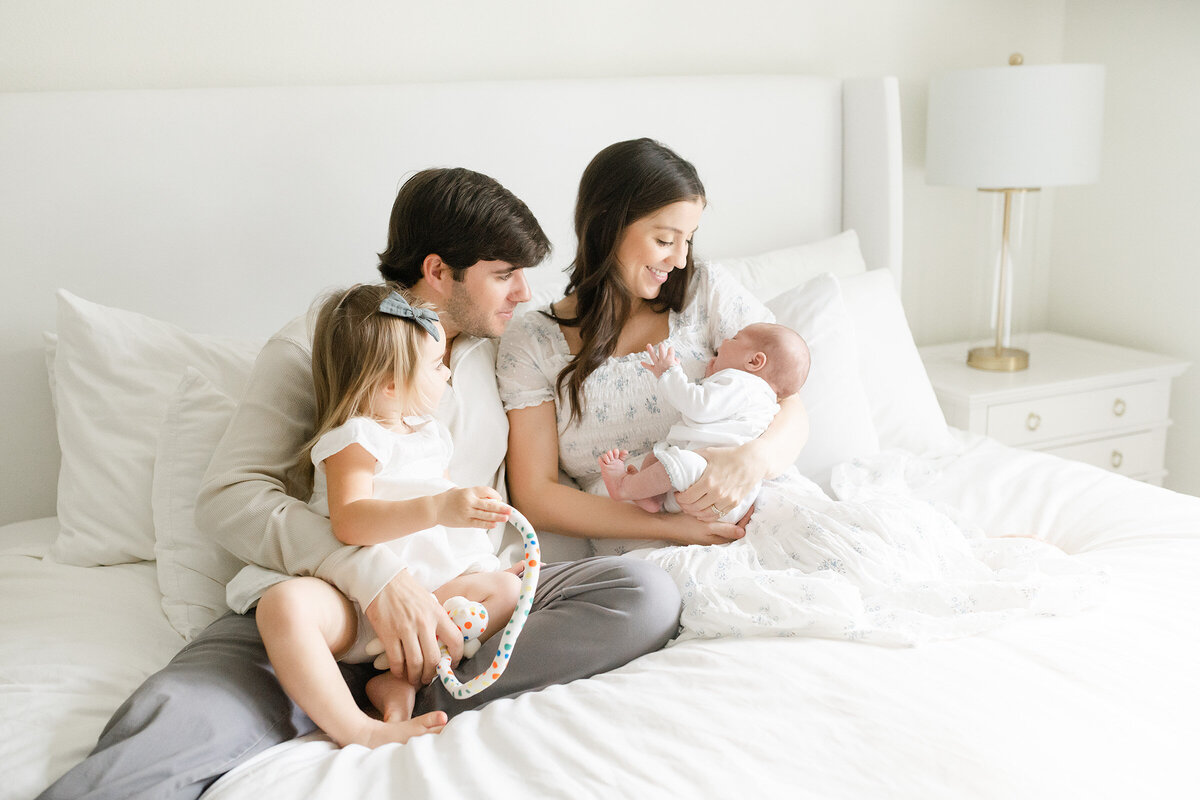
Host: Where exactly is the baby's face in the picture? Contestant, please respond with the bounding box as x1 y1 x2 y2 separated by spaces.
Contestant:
706 330 759 378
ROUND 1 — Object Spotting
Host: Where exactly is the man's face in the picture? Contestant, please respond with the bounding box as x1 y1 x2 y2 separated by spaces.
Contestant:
439 260 533 340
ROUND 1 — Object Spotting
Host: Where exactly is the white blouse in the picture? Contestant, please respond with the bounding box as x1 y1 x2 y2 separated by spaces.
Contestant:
496 262 771 553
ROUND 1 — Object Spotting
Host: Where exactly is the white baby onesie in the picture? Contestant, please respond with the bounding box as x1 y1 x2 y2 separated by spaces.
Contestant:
652 366 780 522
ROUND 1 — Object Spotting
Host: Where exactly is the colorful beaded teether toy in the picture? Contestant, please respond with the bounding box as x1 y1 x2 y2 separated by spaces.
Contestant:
364 507 541 700
436 507 540 699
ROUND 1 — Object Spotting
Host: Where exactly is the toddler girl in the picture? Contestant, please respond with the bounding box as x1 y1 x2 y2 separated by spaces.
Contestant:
252 284 520 749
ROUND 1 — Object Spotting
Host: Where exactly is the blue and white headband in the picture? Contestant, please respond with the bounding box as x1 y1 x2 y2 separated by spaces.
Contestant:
379 290 441 341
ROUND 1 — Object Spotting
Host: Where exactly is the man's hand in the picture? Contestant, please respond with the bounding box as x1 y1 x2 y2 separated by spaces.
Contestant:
639 343 680 379
364 569 464 686
435 486 511 529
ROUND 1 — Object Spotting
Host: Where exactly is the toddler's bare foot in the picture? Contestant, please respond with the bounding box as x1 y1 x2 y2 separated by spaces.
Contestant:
366 672 416 722
353 711 447 748
598 449 662 513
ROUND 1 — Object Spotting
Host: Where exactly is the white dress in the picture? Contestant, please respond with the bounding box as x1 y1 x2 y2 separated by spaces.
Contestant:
306 416 499 591
497 261 773 555
497 261 1101 647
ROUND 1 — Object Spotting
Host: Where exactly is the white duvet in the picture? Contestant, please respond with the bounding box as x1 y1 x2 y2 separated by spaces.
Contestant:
6 434 1200 800
637 452 1103 647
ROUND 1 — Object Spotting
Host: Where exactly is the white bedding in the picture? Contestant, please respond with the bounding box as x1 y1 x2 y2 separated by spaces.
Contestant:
8 436 1198 800
200 437 1200 799
0 518 185 800
638 449 1103 647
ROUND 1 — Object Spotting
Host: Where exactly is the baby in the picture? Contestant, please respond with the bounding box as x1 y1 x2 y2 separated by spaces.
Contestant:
599 322 810 523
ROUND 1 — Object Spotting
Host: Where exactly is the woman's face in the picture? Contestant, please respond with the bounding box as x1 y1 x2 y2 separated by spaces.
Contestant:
614 199 704 302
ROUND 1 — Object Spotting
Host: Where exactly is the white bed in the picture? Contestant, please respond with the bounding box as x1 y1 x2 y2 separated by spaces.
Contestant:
3 76 1198 800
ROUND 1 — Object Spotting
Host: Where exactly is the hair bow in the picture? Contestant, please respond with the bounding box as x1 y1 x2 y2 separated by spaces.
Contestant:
379 290 441 341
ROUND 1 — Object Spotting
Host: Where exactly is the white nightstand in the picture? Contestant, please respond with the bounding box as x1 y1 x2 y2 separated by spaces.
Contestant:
919 332 1189 485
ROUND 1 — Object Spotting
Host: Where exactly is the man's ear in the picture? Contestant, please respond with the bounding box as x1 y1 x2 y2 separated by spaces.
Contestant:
745 352 768 373
421 254 451 290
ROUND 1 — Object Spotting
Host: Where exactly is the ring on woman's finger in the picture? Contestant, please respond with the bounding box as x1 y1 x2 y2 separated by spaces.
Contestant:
710 504 725 517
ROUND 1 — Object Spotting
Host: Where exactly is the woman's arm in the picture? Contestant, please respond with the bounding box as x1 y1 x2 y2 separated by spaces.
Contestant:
505 401 743 546
325 444 510 546
673 394 809 519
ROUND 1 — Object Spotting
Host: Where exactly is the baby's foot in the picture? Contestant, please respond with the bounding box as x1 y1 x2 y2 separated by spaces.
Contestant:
599 449 662 512
598 449 632 500
358 711 447 748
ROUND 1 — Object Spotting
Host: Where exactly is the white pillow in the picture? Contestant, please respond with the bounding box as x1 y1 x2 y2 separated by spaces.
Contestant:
716 230 868 304
51 290 262 566
43 332 58 415
766 273 880 492
837 270 955 455
153 369 244 639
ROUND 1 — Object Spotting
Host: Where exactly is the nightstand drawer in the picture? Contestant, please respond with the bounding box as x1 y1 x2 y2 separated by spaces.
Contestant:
1038 427 1168 478
985 380 1169 447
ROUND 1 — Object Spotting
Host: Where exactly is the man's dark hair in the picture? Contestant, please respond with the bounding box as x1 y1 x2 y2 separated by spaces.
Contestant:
377 167 551 286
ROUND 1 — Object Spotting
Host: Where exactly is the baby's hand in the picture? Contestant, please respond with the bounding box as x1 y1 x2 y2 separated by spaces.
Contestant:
640 343 680 379
436 486 511 529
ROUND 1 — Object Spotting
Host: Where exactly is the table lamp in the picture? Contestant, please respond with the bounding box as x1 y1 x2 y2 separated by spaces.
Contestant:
926 54 1105 370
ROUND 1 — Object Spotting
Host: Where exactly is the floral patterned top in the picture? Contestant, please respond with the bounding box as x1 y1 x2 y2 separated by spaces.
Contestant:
496 262 771 553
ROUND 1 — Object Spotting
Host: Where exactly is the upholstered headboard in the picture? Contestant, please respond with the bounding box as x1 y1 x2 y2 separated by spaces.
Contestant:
0 75 901 525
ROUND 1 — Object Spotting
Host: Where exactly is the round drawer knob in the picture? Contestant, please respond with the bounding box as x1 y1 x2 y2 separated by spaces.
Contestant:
1026 412 1041 431
1111 450 1124 469
1113 398 1127 417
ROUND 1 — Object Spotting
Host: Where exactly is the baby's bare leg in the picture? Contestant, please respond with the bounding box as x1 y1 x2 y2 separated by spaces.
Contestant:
256 577 446 748
598 449 670 513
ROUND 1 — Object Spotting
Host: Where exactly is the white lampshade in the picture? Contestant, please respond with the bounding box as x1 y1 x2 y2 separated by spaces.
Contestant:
926 63 1105 189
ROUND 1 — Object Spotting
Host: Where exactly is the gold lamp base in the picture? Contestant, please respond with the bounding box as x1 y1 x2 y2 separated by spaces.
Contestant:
967 346 1029 371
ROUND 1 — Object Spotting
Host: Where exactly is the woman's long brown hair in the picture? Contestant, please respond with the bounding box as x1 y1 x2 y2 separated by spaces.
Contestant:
545 138 705 424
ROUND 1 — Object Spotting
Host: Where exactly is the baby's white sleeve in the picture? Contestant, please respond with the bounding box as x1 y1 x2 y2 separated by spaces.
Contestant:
659 367 746 424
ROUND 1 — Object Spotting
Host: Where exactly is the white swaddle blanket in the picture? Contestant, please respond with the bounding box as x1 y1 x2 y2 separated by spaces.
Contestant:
627 451 1103 646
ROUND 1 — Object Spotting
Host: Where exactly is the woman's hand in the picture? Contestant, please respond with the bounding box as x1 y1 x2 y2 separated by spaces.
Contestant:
673 442 767 521
658 511 746 546
435 486 512 529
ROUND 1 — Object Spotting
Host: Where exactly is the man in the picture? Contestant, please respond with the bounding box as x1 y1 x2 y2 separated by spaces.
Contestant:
39 168 682 800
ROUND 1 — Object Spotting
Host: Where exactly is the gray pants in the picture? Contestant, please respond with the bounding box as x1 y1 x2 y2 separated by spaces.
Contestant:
37 557 680 800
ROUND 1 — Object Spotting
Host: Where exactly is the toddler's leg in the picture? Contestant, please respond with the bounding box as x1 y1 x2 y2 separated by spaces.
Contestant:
365 672 418 723
437 570 523 643
256 577 446 748
598 449 671 512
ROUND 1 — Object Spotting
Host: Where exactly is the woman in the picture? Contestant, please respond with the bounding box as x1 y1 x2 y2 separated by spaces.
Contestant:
498 138 809 554
499 139 1098 646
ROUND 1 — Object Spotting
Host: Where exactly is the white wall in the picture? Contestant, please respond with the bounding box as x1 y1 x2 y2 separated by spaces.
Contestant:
0 0 1066 347
1050 0 1200 495
13 4 1195 494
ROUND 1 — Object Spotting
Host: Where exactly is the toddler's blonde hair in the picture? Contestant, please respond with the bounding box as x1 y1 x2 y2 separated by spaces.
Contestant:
303 283 441 463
